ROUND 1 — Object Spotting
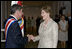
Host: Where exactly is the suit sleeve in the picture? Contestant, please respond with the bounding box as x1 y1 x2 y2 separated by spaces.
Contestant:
52 23 58 48
10 21 28 45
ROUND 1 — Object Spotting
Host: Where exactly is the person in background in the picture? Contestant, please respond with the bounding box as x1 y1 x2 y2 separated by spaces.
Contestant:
36 16 42 35
24 16 26 34
54 14 60 24
67 13 72 48
58 15 68 48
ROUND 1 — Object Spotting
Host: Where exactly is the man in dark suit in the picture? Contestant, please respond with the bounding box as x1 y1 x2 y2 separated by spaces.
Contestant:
5 4 29 48
67 13 72 48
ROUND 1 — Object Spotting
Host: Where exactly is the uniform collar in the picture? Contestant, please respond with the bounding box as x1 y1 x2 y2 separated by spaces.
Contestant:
10 14 18 20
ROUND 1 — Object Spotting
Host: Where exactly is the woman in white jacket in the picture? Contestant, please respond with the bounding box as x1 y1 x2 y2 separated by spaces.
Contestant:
27 6 58 48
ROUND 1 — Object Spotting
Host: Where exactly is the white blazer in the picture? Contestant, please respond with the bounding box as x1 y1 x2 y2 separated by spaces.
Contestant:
33 19 58 48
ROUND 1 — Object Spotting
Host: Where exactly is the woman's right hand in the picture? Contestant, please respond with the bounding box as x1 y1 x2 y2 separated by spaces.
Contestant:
27 34 35 41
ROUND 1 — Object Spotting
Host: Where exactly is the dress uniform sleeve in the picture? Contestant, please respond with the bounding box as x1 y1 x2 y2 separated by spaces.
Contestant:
52 23 58 48
11 21 28 45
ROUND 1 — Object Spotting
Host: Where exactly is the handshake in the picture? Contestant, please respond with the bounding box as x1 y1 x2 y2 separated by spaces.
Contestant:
27 34 34 42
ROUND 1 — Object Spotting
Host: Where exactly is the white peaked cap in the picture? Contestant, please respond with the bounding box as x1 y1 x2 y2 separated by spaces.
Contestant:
11 1 18 6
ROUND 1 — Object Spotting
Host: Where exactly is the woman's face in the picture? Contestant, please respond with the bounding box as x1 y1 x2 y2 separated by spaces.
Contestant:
41 10 49 20
61 16 65 20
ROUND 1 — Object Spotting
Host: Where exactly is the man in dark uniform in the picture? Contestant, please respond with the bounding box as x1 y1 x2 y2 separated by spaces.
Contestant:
5 4 29 48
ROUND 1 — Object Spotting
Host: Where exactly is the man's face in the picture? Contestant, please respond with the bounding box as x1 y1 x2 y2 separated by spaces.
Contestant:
17 9 23 19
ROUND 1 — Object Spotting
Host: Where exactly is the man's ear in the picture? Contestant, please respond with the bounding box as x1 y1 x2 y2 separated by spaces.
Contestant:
20 9 23 12
15 10 19 15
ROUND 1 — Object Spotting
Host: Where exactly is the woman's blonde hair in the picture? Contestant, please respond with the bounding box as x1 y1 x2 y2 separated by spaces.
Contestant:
41 6 51 14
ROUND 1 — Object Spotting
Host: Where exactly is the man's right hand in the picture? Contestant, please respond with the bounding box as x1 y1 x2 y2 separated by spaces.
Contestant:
27 34 34 42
